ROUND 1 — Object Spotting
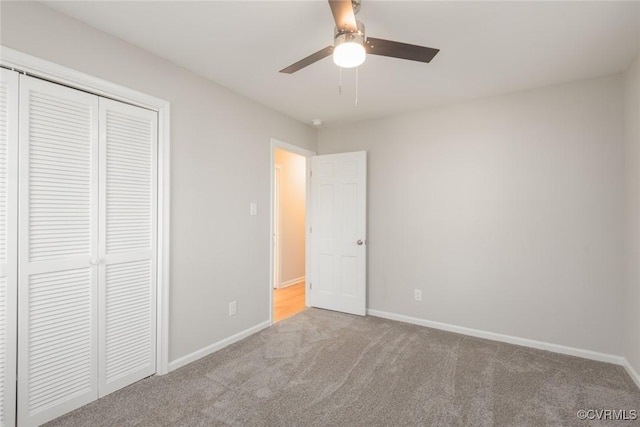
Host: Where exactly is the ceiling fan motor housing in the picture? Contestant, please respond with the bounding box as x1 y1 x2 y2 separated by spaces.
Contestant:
334 20 365 48
333 20 366 68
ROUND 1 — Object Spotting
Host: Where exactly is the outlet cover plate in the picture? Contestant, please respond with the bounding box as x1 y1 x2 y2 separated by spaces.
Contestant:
229 301 237 316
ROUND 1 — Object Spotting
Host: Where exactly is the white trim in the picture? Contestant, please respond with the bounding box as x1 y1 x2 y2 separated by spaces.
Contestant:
269 138 316 325
1 46 164 111
1 46 171 375
278 276 306 289
272 139 317 158
168 321 271 372
623 359 640 389
156 104 171 375
367 309 625 366
1 66 18 427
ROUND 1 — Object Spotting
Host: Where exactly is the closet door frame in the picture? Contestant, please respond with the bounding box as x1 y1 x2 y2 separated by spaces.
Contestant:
0 46 171 376
0 66 19 427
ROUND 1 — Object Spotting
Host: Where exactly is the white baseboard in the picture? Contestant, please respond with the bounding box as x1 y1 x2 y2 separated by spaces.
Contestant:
367 309 625 366
623 359 640 389
278 276 305 289
168 320 271 372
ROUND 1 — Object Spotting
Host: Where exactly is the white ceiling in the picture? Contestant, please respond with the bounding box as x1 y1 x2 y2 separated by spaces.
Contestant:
43 1 640 127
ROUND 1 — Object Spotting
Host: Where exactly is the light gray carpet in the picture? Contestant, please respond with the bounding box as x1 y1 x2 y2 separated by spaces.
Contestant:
47 308 640 426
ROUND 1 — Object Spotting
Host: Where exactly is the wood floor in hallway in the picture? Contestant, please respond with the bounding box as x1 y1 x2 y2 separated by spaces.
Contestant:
273 282 305 322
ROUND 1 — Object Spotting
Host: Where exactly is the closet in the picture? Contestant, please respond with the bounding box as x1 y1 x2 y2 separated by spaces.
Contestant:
0 69 159 427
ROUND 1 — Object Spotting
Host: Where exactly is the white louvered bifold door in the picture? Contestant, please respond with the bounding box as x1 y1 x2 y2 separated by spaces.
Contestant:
98 98 157 397
0 68 19 427
17 75 99 426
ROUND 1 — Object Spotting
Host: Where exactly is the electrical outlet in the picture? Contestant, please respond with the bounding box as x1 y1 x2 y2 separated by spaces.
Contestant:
229 301 237 316
414 289 422 302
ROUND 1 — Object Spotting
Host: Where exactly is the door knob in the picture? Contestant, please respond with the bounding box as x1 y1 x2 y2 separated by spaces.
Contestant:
357 240 364 246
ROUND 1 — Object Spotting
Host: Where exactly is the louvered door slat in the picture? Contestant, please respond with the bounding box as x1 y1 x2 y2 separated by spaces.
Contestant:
18 75 99 427
27 87 92 263
98 98 157 397
0 68 18 427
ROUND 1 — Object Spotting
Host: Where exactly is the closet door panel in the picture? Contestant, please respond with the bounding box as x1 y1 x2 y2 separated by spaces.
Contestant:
98 98 157 397
0 68 18 427
18 75 99 426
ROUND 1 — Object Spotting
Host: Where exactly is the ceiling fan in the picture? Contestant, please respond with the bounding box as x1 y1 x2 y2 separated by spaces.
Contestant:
280 0 440 74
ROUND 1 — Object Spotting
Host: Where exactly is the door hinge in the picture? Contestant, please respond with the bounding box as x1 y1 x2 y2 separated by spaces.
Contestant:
309 226 313 233
309 282 313 290
310 170 313 178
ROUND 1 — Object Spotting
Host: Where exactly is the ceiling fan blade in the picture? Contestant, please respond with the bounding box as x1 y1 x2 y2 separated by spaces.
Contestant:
328 0 358 33
280 46 334 74
365 37 440 63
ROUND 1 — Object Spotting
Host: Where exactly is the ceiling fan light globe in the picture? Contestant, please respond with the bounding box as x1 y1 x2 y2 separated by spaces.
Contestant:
333 42 366 68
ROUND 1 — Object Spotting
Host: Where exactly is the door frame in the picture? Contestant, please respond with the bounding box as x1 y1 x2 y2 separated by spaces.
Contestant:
1 67 19 427
1 46 172 375
269 138 315 324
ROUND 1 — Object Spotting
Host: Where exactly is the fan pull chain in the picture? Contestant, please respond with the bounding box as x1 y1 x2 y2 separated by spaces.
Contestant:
355 67 359 107
339 67 342 95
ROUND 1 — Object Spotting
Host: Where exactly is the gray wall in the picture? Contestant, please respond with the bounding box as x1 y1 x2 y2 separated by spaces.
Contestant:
0 1 317 362
319 75 625 356
624 56 640 374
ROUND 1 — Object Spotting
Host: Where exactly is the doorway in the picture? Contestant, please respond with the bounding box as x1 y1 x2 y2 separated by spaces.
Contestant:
270 140 315 323
269 140 368 321
273 148 306 322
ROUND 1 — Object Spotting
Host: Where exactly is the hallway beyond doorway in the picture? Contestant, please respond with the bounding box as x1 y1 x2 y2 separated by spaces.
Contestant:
273 282 305 322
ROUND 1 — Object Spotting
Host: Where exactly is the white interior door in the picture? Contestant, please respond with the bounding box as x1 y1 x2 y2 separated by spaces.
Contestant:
18 75 100 426
309 151 367 316
98 98 157 397
0 68 18 427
